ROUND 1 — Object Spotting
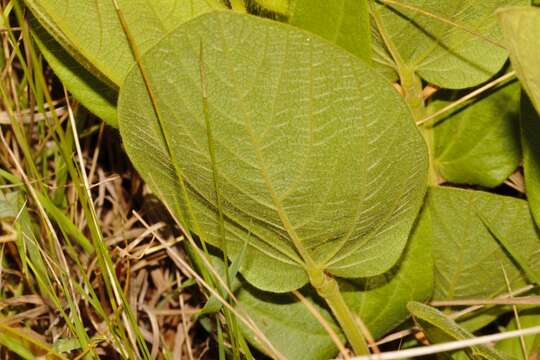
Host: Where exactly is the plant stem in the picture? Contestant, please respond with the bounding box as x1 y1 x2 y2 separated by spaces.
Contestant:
308 268 370 355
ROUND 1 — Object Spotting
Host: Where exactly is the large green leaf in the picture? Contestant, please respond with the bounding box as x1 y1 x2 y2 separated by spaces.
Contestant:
499 7 540 114
288 0 371 63
431 82 521 188
521 91 540 228
118 11 428 292
372 0 526 89
430 187 538 300
408 302 513 360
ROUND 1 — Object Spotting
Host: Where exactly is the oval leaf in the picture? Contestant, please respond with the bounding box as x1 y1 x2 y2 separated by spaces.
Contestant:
118 11 428 292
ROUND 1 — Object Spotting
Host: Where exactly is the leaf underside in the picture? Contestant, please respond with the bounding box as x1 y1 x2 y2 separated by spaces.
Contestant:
118 11 428 292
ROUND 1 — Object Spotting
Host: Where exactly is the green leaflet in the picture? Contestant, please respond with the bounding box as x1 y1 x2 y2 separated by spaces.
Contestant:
408 302 514 360
118 11 428 292
521 92 540 227
372 0 527 89
431 81 521 188
499 7 540 114
25 0 223 124
496 307 540 358
237 201 433 359
429 187 538 300
289 0 371 63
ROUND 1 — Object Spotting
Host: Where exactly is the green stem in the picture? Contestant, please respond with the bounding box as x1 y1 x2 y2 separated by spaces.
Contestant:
308 268 370 355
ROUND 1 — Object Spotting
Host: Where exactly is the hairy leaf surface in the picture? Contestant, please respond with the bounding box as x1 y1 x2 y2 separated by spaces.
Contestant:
118 11 428 292
499 7 540 114
373 0 526 89
289 0 371 63
431 82 521 187
430 187 539 300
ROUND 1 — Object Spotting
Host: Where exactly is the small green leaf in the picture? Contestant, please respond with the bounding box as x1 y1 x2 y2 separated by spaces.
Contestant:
373 0 527 89
499 7 540 114
408 302 514 360
429 187 537 300
431 81 521 188
289 0 371 63
118 11 428 292
521 92 540 227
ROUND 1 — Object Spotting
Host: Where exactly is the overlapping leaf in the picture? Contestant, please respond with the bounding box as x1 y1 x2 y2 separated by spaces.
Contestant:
429 187 539 300
499 7 540 114
25 0 223 124
289 0 371 63
431 82 521 187
118 11 427 292
372 0 526 89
